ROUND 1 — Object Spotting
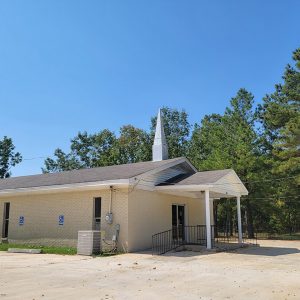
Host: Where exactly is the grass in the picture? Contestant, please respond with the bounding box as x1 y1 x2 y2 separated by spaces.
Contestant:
270 233 300 240
0 243 77 255
0 243 124 256
256 232 300 241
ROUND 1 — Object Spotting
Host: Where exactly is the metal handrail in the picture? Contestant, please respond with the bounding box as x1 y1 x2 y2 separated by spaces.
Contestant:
214 225 258 245
152 225 215 255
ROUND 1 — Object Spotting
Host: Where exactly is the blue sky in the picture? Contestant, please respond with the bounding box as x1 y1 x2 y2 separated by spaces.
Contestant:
0 0 299 176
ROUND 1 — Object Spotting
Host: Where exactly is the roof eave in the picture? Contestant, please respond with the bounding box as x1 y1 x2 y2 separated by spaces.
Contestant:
214 169 249 195
155 184 213 192
0 179 130 197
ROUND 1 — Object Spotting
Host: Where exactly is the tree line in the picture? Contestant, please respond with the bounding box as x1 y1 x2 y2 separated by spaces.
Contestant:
1 48 299 236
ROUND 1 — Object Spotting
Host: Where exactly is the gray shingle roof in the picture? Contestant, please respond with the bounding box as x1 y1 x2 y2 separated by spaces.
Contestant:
0 157 183 191
173 169 233 185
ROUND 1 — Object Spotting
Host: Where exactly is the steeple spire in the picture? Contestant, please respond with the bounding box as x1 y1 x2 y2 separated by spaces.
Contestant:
152 109 168 161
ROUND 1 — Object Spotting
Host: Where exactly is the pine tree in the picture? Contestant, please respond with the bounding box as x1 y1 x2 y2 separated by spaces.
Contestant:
258 48 300 233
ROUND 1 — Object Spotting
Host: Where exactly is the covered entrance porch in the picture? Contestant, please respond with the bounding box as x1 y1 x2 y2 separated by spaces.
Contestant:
152 170 249 254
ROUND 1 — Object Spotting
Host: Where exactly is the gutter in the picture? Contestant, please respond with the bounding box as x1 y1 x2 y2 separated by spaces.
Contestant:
0 179 130 197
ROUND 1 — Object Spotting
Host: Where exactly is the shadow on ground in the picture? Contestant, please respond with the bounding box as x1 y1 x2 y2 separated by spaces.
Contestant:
234 246 300 256
138 244 300 257
137 247 217 257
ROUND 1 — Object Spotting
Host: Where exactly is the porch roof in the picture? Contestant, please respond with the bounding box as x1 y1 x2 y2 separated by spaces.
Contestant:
167 169 232 185
155 169 248 198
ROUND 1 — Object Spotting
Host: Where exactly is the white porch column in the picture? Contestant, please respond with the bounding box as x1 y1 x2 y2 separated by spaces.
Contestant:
205 190 212 249
237 196 243 243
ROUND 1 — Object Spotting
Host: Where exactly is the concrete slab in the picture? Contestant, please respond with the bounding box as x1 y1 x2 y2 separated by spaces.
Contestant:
7 248 42 254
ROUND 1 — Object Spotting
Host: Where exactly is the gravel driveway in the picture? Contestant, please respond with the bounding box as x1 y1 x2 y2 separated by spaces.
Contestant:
0 240 299 300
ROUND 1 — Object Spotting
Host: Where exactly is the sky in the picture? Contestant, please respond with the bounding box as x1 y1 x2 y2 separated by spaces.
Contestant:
0 0 299 177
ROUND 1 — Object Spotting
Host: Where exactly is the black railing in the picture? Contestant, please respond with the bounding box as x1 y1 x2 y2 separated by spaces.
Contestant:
214 225 257 246
152 225 215 255
152 225 259 255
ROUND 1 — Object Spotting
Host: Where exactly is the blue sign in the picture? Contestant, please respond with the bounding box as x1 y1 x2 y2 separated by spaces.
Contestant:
58 215 64 225
19 216 24 226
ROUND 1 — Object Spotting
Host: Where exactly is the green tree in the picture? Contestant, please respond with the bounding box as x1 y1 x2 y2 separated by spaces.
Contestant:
189 89 271 236
115 125 152 164
189 89 259 173
43 126 152 172
43 149 81 173
258 48 300 233
151 107 190 158
0 136 22 178
70 130 118 167
188 113 231 170
43 129 117 173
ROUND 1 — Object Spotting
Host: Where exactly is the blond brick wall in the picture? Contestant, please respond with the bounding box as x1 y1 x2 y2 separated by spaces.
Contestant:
128 189 212 252
0 188 129 251
0 187 213 252
100 188 129 252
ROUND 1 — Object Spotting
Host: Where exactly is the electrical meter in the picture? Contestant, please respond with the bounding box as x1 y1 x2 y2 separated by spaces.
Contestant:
105 212 113 224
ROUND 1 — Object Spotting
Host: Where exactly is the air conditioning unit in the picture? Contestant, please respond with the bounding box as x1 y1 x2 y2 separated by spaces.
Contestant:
77 230 101 256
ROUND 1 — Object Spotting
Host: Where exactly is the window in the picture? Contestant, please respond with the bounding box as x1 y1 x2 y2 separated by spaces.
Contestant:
94 197 101 230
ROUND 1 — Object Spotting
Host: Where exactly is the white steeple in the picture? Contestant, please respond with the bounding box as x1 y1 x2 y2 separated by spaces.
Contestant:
152 109 168 161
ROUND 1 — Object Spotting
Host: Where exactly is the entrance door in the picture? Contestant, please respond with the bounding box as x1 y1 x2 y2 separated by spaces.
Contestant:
2 202 10 239
172 204 185 240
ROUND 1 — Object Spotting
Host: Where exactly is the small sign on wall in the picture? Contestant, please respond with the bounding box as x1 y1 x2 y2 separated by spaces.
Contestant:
19 216 24 226
58 215 64 226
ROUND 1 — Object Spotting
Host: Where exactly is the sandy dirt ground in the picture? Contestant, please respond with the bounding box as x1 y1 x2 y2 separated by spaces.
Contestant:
0 240 299 300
